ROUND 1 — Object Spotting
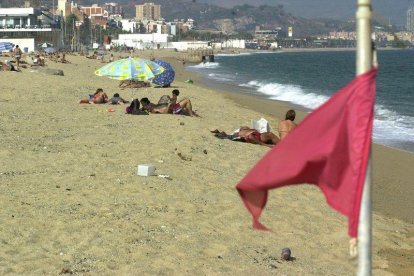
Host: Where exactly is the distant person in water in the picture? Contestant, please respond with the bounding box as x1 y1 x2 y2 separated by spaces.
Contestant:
278 109 297 140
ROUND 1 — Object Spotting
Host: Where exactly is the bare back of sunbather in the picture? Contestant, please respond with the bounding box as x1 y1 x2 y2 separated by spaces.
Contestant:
238 127 279 148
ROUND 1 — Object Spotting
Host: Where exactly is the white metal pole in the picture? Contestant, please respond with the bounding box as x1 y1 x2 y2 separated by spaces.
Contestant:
356 0 372 275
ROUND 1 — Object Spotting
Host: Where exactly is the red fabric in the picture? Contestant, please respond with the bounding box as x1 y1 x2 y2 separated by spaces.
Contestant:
236 68 377 237
245 131 262 143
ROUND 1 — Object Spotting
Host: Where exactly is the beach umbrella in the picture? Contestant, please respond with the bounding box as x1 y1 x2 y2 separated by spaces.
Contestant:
0 42 14 51
95 57 164 81
44 47 57 54
152 59 175 87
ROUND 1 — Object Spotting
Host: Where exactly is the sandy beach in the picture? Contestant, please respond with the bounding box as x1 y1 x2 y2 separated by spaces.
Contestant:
0 50 413 275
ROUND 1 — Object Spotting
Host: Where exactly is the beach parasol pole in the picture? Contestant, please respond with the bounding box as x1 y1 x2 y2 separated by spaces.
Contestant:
356 0 373 275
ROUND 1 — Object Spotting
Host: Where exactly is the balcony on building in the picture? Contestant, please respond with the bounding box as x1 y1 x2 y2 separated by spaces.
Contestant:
0 8 59 31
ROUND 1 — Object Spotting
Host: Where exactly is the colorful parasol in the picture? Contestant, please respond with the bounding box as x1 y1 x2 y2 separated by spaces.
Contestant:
95 57 164 81
152 59 175 87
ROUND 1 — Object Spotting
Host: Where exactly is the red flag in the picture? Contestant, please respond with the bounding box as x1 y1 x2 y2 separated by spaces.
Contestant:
236 68 377 237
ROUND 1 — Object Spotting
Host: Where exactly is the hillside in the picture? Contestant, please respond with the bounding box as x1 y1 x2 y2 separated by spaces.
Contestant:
109 0 355 36
1 0 355 36
199 0 413 27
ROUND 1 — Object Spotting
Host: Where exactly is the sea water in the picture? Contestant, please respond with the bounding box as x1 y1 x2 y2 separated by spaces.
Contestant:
188 50 414 153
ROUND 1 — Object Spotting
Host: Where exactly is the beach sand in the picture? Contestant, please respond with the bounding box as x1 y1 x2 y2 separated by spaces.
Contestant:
0 50 412 275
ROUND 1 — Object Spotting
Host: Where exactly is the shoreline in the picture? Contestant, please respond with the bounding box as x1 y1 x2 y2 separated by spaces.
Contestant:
181 58 414 226
215 47 406 55
187 57 414 154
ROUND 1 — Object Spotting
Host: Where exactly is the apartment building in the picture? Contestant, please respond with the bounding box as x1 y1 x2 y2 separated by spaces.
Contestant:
135 3 161 21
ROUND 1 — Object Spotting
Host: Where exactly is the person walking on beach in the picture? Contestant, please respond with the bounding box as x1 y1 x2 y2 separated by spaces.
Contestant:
278 109 297 140
13 45 23 68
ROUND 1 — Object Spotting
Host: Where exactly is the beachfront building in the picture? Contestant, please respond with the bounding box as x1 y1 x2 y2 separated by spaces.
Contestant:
135 3 161 21
120 19 141 33
105 3 123 16
113 33 170 49
81 4 109 28
328 31 357 40
0 7 63 51
407 5 414 33
254 26 284 40
0 7 41 28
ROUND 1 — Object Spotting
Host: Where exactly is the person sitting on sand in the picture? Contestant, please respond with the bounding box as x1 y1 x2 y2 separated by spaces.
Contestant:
278 109 297 140
79 88 109 104
1 60 19 72
86 53 97 59
60 53 70 64
119 80 150 89
167 89 199 117
108 93 129 105
211 127 279 148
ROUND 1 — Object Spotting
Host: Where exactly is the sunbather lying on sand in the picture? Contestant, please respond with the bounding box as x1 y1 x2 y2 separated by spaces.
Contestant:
211 127 279 148
140 98 169 114
79 88 109 104
119 80 150 89
141 93 200 117
108 93 129 105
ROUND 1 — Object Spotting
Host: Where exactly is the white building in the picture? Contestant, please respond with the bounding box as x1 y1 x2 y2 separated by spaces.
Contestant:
0 8 63 48
113 33 170 49
0 38 35 52
120 19 140 33
0 8 41 28
221 39 245 49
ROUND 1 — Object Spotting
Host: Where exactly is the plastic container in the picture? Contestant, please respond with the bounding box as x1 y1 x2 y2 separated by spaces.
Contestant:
137 164 155 176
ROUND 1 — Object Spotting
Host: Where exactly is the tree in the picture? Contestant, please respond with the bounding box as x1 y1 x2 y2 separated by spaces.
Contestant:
79 17 91 46
64 14 78 47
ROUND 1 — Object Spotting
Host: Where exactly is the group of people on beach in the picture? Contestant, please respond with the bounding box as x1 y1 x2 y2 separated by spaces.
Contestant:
80 87 296 146
80 88 199 117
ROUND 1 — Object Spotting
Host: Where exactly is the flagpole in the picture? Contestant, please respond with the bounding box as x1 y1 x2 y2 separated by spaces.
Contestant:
356 0 372 275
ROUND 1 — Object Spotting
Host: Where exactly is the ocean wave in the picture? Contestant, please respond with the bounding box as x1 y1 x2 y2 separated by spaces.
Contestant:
189 62 219 69
207 73 236 82
216 52 252 57
373 105 414 146
243 80 414 150
242 80 328 109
